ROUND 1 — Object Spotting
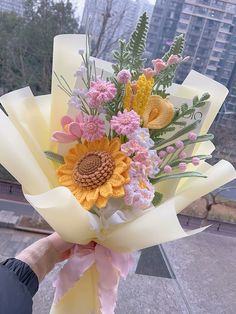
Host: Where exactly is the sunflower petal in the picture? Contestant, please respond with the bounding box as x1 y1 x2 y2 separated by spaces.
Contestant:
112 186 125 197
81 199 93 210
86 188 99 202
109 138 121 153
99 182 113 198
109 173 125 187
96 195 108 208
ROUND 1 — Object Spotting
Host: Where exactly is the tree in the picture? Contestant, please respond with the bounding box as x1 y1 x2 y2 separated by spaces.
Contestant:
0 0 79 96
81 0 134 60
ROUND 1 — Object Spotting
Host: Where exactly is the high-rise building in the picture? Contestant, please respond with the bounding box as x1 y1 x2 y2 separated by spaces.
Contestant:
175 0 236 85
146 0 236 166
146 0 236 110
146 0 185 61
0 0 23 15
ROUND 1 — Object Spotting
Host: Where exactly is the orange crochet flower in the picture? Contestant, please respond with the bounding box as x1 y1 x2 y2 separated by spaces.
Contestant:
57 137 131 210
142 95 174 129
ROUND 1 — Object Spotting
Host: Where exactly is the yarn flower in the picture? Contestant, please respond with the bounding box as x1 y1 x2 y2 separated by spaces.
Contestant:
128 128 154 149
87 79 116 108
124 177 155 210
82 115 106 142
142 95 174 129
152 58 167 73
52 114 83 143
111 110 140 136
117 69 131 84
57 137 131 210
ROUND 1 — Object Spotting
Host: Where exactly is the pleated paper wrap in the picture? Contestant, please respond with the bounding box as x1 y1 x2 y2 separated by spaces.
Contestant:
0 35 236 314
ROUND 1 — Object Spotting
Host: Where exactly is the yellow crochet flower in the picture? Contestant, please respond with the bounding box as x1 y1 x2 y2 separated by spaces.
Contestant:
123 74 154 116
57 137 130 210
142 95 174 129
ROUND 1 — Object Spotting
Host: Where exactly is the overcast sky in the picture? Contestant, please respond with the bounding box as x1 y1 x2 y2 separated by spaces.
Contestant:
72 0 155 18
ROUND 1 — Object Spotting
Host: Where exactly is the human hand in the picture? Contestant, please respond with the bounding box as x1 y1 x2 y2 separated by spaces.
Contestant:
16 233 74 282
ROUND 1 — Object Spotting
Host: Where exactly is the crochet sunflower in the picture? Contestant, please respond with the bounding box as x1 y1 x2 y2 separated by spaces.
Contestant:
57 137 130 210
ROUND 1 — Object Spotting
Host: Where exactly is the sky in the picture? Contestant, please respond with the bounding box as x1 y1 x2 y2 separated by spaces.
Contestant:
72 0 156 19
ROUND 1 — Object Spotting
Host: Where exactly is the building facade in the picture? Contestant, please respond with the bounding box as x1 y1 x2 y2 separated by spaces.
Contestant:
146 0 185 61
146 0 236 113
0 0 23 15
175 0 236 85
146 0 236 165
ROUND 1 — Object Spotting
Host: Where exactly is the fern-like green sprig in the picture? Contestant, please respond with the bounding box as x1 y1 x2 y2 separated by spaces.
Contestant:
126 12 149 79
112 12 149 80
162 34 185 62
152 34 186 96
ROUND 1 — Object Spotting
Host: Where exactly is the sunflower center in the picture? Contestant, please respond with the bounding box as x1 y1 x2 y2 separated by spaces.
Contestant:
73 151 115 190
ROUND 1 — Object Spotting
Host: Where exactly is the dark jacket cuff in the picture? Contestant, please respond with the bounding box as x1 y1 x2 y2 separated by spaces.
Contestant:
0 258 39 297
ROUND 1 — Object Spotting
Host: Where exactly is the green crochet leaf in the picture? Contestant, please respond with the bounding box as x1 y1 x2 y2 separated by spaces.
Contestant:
162 34 185 62
150 171 207 184
112 13 149 79
44 151 64 164
126 12 149 58
152 191 163 206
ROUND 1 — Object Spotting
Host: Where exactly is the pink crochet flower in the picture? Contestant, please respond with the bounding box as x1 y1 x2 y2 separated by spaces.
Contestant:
51 115 83 143
152 59 167 73
111 110 140 136
167 54 181 65
117 69 131 84
124 177 155 210
166 146 175 154
143 68 155 79
179 162 187 172
82 115 106 142
164 165 172 173
121 139 143 156
192 157 200 166
87 80 116 108
175 140 184 149
188 132 198 141
179 151 187 160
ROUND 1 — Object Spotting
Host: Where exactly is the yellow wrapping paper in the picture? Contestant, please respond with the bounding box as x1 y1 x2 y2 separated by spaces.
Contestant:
0 35 236 314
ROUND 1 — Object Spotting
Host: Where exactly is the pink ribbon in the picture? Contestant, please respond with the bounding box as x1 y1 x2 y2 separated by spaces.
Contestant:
53 242 134 314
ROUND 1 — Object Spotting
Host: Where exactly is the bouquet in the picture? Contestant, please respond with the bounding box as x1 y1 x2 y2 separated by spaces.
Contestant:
0 13 235 314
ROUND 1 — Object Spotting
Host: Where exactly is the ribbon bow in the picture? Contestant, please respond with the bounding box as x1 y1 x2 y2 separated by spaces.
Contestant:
53 242 134 314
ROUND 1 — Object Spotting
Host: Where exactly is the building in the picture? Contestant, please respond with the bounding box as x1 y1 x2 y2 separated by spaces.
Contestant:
146 0 236 165
175 0 236 85
146 0 185 61
146 0 236 107
0 0 23 15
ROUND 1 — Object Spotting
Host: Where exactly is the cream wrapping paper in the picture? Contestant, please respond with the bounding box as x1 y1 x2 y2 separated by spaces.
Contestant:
0 34 236 314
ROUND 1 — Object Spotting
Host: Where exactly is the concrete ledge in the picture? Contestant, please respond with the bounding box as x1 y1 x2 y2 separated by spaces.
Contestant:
0 210 19 228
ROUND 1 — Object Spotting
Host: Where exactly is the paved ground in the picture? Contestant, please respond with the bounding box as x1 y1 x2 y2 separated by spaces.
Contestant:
0 228 236 314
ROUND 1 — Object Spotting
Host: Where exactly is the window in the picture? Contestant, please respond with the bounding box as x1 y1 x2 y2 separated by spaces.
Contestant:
181 13 190 21
212 51 221 57
226 3 236 13
183 4 194 12
206 69 215 76
224 13 233 21
215 42 225 48
199 0 211 4
178 22 188 30
211 0 226 10
209 60 218 66
194 6 208 16
208 10 223 19
217 33 230 41
221 23 231 32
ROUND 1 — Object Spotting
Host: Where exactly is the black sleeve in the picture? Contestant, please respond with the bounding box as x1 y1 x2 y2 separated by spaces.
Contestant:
0 258 39 314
